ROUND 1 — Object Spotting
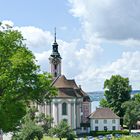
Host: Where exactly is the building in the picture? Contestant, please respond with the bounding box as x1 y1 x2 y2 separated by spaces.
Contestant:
89 108 120 131
37 32 90 133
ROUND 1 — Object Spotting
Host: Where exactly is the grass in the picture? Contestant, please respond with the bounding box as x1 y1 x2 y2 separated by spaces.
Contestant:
42 136 66 140
42 136 140 140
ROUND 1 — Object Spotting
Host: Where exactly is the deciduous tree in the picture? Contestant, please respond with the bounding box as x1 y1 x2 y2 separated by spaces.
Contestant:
0 25 56 132
103 75 131 126
48 120 75 140
12 108 43 140
122 100 140 133
99 98 109 107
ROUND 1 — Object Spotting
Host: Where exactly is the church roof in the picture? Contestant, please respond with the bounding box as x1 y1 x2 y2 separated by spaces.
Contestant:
52 75 88 98
88 108 120 119
58 88 79 98
53 75 72 88
67 79 79 89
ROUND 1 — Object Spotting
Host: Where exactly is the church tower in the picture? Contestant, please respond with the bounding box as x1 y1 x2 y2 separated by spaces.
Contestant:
49 29 62 78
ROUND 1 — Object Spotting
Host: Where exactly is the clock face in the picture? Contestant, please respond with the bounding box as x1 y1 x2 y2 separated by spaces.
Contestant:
52 58 58 65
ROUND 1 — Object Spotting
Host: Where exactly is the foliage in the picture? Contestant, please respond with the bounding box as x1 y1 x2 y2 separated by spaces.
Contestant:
12 108 43 140
90 130 129 137
122 100 140 133
103 75 131 125
0 24 56 132
48 120 76 140
99 98 109 107
35 113 53 134
132 93 140 103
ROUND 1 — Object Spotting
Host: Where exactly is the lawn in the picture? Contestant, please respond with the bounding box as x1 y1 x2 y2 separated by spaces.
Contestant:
42 136 66 140
42 136 140 140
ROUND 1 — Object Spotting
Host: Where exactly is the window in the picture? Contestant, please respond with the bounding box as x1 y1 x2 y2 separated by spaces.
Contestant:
62 102 67 115
81 104 83 112
95 120 98 124
104 126 107 131
95 126 98 131
104 119 107 124
112 119 116 124
84 127 87 130
112 126 116 130
54 72 57 77
54 64 57 70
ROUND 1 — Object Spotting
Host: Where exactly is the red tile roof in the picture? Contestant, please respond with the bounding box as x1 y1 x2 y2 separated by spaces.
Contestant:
52 75 89 98
89 108 120 119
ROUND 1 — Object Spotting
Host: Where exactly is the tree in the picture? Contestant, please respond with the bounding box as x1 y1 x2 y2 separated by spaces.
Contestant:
99 98 109 107
0 25 56 132
35 113 53 134
103 75 131 126
48 120 76 140
12 108 43 140
122 100 140 133
132 93 140 103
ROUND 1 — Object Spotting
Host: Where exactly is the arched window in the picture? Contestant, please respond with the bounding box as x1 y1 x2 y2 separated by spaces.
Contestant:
62 102 67 115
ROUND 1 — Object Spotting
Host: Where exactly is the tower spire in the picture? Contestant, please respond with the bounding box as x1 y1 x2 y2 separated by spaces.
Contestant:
49 28 62 78
54 27 56 43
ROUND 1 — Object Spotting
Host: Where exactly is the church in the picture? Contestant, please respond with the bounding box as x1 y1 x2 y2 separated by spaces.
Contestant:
37 32 91 133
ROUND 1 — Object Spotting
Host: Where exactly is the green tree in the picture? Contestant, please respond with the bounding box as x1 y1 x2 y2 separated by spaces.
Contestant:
12 108 43 140
122 100 140 133
132 93 140 103
0 25 56 132
35 113 53 134
104 75 131 126
48 120 76 140
99 98 109 107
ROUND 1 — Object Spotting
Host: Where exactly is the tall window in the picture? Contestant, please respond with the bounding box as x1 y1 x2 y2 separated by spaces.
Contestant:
54 72 57 77
104 126 107 131
62 102 67 115
95 126 98 131
54 64 57 70
112 126 116 130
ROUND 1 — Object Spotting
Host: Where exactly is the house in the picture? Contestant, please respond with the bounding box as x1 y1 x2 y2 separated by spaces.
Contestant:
88 108 120 131
37 31 91 134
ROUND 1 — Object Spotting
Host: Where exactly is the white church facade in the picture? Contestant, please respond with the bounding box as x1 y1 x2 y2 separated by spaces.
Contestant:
37 32 91 133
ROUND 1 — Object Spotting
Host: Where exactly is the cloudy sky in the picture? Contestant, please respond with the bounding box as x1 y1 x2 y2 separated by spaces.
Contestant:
1 0 140 92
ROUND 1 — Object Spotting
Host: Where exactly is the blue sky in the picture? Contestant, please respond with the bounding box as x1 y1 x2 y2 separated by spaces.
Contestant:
0 0 80 40
1 0 140 91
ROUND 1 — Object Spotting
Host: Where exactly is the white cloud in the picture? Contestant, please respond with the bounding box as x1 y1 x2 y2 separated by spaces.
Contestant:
15 26 53 53
2 20 14 27
69 0 140 41
76 51 140 91
15 25 103 83
0 20 14 30
67 0 140 91
118 39 140 48
4 1 140 92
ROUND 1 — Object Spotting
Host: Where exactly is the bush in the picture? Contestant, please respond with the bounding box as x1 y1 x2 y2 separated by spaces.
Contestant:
90 130 129 137
67 134 75 140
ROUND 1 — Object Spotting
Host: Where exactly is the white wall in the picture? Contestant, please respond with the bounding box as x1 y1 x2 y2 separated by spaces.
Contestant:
37 97 84 133
90 119 120 131
51 98 83 130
